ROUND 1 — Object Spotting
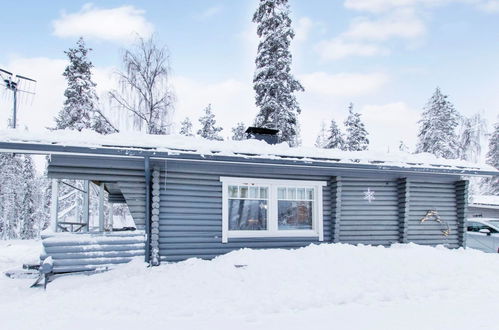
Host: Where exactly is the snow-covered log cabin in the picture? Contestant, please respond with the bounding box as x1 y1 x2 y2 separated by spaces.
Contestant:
0 129 497 268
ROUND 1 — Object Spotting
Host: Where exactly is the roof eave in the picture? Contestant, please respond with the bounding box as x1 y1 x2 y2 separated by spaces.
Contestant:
0 141 497 177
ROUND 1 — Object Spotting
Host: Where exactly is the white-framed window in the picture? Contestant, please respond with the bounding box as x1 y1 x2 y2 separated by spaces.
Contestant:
220 177 326 243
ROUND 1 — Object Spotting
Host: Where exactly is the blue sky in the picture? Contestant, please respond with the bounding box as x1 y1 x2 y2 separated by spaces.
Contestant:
1 0 498 150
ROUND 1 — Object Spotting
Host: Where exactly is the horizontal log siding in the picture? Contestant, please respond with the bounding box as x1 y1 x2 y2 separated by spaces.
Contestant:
407 181 459 248
338 177 400 245
47 155 146 228
158 165 332 262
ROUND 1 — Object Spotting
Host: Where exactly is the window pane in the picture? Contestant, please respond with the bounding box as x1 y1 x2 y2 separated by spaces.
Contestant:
239 186 248 198
287 188 296 200
306 188 314 200
249 186 259 199
278 200 313 230
297 188 305 200
229 199 268 230
259 187 268 199
278 187 286 199
228 185 238 198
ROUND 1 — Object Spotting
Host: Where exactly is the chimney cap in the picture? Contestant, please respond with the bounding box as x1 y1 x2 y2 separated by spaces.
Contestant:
245 127 279 135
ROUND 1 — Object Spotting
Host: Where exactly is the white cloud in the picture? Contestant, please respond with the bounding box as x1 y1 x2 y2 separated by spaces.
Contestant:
172 76 257 138
0 57 66 130
344 0 456 13
343 9 426 41
477 0 499 12
52 4 154 44
315 38 388 60
300 72 390 97
294 17 314 42
344 0 499 13
197 6 223 19
361 102 420 151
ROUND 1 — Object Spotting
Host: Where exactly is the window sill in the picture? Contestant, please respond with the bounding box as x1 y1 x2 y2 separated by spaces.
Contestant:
223 230 322 243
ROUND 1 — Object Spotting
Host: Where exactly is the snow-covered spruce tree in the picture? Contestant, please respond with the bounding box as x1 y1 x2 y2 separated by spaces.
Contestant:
55 37 116 134
399 141 410 153
315 121 327 148
19 155 37 239
198 104 223 141
416 87 460 159
110 37 175 135
325 119 346 150
252 0 304 146
232 122 247 141
484 120 499 194
0 153 22 239
457 113 486 162
344 103 369 151
179 117 194 136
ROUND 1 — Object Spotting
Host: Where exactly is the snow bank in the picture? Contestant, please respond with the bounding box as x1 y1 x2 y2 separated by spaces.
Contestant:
1 241 499 330
0 128 495 172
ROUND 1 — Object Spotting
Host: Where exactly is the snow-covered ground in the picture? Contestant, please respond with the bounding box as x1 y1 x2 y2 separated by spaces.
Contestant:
1 241 499 330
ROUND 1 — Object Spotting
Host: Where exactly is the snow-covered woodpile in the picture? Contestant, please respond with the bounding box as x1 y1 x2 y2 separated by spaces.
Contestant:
40 231 145 273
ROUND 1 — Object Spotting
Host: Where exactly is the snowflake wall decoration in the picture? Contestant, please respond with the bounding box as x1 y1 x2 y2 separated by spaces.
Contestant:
363 188 375 203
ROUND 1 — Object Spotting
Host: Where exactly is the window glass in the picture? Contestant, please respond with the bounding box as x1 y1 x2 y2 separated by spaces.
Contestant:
278 187 286 199
278 200 313 230
260 187 268 199
229 199 268 230
228 185 268 231
239 186 248 198
249 186 259 199
277 186 315 230
228 185 238 198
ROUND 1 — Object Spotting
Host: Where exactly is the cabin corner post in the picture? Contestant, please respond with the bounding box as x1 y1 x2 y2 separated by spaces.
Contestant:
144 156 151 263
455 180 469 248
150 167 161 266
397 178 409 243
331 176 342 243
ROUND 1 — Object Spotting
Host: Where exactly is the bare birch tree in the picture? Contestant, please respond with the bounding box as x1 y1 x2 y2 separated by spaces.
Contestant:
109 37 175 134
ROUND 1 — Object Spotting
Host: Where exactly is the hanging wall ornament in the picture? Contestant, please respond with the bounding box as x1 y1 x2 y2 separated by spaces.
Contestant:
420 209 451 236
363 188 376 203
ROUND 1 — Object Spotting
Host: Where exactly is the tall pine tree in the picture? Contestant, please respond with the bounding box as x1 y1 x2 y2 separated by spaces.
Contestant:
325 119 346 150
198 104 223 141
252 0 304 146
344 103 369 151
55 37 116 134
231 122 247 141
485 120 499 194
315 121 327 148
416 87 459 158
179 117 194 136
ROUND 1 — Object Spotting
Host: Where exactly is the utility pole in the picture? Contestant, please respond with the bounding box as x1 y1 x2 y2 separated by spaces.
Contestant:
1 68 36 129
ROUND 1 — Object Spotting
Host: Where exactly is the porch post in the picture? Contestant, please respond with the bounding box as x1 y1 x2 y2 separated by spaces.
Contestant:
82 180 90 232
144 156 151 263
99 182 105 232
50 179 59 232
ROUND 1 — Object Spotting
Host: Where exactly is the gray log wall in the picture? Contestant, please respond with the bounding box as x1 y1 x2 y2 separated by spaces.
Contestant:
47 155 469 263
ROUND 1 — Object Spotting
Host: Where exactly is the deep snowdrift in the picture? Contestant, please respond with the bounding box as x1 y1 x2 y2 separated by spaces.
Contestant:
1 241 498 330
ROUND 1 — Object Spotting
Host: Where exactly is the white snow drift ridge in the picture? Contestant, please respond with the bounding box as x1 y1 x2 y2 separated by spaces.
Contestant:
1 242 499 329
0 128 495 173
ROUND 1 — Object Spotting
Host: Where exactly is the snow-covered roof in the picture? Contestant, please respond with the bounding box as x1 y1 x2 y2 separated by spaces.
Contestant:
0 128 497 175
471 195 499 206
